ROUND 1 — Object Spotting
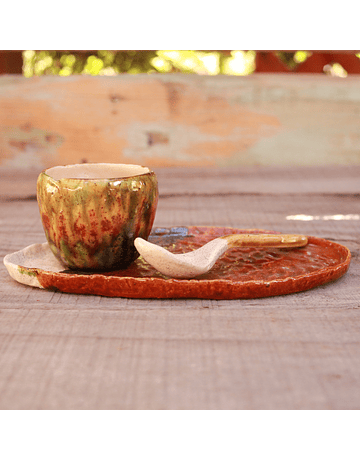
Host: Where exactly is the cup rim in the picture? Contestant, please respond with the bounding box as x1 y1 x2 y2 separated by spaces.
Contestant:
42 163 153 181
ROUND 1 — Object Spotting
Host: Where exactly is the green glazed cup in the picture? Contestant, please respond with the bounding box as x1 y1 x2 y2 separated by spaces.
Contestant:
37 163 158 271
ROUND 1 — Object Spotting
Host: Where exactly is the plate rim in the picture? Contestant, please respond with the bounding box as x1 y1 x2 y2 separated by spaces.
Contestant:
3 226 352 299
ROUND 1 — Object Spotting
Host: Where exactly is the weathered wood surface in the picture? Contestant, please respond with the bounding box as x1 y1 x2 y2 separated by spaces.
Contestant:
0 165 359 409
2 164 360 200
1 74 360 170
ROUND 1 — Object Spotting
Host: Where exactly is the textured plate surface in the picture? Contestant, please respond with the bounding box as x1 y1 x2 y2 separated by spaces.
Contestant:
3 226 351 299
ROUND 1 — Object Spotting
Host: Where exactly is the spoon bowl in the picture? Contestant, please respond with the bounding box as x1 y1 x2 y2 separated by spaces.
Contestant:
134 233 308 278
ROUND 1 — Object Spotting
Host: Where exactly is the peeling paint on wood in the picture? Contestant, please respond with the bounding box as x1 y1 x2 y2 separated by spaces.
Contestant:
0 74 360 170
0 124 64 169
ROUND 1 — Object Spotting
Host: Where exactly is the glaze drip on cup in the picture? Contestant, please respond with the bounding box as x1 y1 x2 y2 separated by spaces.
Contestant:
37 163 158 271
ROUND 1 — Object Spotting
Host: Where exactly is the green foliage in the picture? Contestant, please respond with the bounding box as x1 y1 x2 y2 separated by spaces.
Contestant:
23 50 161 77
23 50 357 78
22 50 256 77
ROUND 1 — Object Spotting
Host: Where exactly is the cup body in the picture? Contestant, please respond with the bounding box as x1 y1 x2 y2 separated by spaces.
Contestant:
37 163 158 271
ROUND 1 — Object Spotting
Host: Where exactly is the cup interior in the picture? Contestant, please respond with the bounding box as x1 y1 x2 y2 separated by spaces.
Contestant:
44 163 151 181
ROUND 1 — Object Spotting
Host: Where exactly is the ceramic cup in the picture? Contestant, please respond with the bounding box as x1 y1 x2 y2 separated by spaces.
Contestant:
37 163 158 271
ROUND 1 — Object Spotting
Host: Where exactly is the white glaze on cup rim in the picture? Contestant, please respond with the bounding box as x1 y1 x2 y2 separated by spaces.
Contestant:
45 163 151 181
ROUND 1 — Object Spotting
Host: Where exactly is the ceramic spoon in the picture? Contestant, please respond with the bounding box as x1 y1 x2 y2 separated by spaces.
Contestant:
134 233 308 279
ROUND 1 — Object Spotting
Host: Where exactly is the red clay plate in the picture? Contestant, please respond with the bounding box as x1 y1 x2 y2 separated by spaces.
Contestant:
30 226 351 299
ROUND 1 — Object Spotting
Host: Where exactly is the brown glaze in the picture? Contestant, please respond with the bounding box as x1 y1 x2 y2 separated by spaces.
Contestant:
35 226 351 299
37 164 158 271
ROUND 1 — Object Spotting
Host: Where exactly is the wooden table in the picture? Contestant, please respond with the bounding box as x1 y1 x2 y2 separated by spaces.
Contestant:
0 164 359 409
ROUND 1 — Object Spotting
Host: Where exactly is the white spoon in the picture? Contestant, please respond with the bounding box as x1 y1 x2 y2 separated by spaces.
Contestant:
134 233 308 279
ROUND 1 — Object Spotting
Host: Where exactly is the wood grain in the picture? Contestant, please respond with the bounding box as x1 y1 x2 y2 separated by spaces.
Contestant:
1 74 360 170
0 165 359 409
1 164 360 201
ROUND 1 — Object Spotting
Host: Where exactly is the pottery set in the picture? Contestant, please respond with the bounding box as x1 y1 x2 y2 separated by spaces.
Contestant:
3 162 351 299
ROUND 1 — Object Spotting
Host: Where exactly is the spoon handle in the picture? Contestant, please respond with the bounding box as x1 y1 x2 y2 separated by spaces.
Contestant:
222 233 308 248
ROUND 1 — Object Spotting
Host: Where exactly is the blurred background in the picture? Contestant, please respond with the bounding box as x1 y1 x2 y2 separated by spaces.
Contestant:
1 50 360 77
1 50 360 172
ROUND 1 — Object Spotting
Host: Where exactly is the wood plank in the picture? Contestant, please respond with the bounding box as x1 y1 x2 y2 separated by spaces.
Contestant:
1 74 360 170
1 164 360 200
0 306 359 409
1 202 359 415
0 166 359 409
